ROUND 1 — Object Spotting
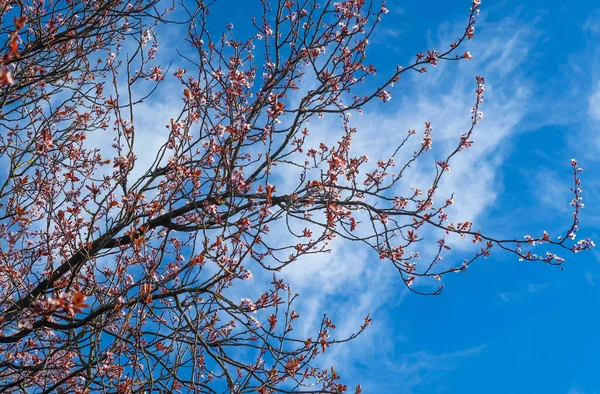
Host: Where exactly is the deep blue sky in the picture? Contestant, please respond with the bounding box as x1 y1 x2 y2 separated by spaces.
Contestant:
328 1 600 393
143 1 600 392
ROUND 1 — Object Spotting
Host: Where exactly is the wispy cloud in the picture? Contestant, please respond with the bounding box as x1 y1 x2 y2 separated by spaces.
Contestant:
584 271 600 286
588 84 600 121
363 344 486 393
265 8 552 390
498 282 552 303
568 386 585 394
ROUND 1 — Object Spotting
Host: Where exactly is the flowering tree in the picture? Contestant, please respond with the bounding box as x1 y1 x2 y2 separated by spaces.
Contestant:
0 0 592 392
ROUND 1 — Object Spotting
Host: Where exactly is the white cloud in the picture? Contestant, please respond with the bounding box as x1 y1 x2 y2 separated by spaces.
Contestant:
365 344 486 393
568 386 585 394
588 83 600 121
584 271 600 286
246 9 550 388
533 168 574 214
583 10 600 34
498 282 551 303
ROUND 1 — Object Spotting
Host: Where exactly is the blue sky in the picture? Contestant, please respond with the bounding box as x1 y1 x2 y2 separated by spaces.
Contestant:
129 0 600 392
305 1 600 393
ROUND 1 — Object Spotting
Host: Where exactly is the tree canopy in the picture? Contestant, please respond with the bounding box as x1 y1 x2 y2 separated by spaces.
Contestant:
0 0 592 392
